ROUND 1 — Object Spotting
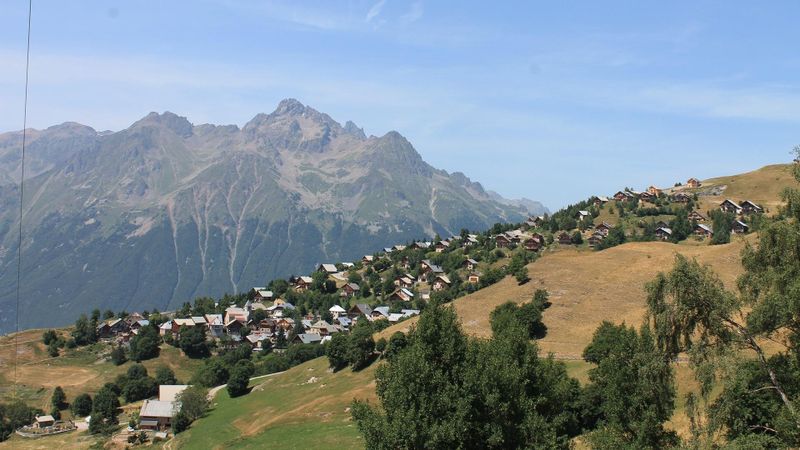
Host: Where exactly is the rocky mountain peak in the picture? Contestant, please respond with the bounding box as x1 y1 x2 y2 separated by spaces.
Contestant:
344 120 366 139
132 111 193 138
273 98 307 116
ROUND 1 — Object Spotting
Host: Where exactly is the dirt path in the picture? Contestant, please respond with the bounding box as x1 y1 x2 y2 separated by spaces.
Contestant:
206 371 286 401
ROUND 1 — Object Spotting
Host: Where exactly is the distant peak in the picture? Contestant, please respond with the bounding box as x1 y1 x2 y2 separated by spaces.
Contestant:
273 98 307 116
344 120 366 139
132 111 193 137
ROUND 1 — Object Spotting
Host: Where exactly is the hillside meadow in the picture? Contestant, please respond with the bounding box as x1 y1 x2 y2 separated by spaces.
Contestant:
3 163 794 449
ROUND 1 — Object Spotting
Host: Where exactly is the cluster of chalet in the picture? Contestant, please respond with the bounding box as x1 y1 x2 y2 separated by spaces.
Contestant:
494 227 546 252
93 232 489 353
95 312 151 344
139 384 189 432
521 177 763 247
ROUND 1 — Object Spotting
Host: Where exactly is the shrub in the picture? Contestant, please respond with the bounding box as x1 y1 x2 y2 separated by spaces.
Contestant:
110 346 127 366
51 386 67 410
71 393 93 417
326 333 349 371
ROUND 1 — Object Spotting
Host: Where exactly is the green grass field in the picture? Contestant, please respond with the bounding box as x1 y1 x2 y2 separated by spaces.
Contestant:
172 357 375 449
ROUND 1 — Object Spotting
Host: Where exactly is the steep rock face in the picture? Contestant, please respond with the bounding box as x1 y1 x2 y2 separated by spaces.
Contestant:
0 99 540 332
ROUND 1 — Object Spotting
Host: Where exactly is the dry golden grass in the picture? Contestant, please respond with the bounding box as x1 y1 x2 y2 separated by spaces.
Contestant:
694 163 795 215
0 328 202 413
383 236 750 357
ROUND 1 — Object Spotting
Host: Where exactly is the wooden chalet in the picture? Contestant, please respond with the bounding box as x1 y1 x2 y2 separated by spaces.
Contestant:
340 282 360 298
317 263 338 274
593 196 609 206
495 234 512 248
292 333 322 345
613 190 635 202
294 276 313 292
587 232 605 248
394 275 415 289
252 287 274 302
467 273 481 284
329 305 347 320
432 275 451 292
34 415 55 428
687 211 706 222
740 200 763 214
576 210 591 221
670 192 691 203
388 288 414 303
732 220 749 234
595 222 613 236
97 318 129 339
694 223 713 239
419 260 444 277
686 177 701 188
557 232 573 245
139 400 179 431
639 192 656 203
720 199 742 214
463 235 479 246
309 320 338 336
361 255 375 265
371 307 390 321
647 185 663 196
655 227 672 241
523 236 543 251
463 258 479 271
348 304 373 320
410 241 430 250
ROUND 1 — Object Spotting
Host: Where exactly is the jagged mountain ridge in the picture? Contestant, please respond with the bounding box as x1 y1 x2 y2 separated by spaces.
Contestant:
0 99 542 333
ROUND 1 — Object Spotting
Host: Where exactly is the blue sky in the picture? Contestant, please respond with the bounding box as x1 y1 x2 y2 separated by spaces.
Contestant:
2 1 799 208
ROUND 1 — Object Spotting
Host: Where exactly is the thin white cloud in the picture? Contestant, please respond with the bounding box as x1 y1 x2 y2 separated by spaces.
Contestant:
399 1 423 25
366 0 386 23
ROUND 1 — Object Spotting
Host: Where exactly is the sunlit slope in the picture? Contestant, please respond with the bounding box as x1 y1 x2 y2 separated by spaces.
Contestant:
383 237 748 357
694 163 795 214
173 357 376 449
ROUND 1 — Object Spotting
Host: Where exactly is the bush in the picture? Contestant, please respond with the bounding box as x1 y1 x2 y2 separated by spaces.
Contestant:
192 358 230 387
226 360 255 398
514 267 530 285
155 366 178 385
122 378 157 403
110 346 127 366
255 354 290 375
347 322 375 371
710 210 734 245
326 333 349 371
176 385 209 422
71 393 93 417
51 386 67 410
173 411 191 433
385 332 408 361
129 325 160 361
89 386 120 435
179 325 210 358
285 343 325 366
42 329 58 346
376 337 387 354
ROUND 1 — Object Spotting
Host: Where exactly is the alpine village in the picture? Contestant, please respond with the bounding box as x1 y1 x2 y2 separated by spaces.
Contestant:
4 156 800 449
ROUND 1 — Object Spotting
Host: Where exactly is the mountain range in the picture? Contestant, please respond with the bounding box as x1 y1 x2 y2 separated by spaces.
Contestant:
0 99 546 333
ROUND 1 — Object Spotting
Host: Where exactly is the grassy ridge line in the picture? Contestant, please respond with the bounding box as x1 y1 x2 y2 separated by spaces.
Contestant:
380 237 749 357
